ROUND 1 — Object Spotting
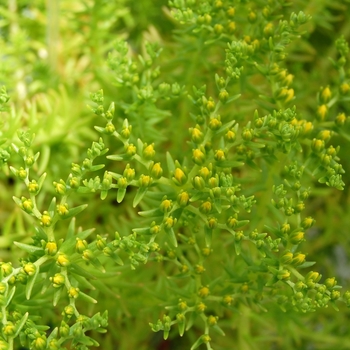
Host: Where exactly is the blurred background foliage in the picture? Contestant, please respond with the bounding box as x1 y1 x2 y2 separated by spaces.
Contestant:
1 0 350 349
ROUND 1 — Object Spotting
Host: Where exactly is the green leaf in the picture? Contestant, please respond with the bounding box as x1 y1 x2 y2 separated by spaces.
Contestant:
14 241 43 254
79 291 98 304
48 197 57 217
138 208 163 218
234 241 241 255
164 227 178 247
106 153 134 161
94 126 106 134
69 263 97 280
133 187 148 207
132 227 151 235
62 204 88 220
117 188 126 203
90 164 105 172
225 93 241 104
66 218 76 240
298 261 316 268
108 252 124 266
37 172 47 192
166 151 175 172
13 312 29 338
204 226 212 247
53 287 63 306
216 119 236 134
12 196 22 207
6 286 16 307
26 265 40 299
178 317 186 337
216 160 245 168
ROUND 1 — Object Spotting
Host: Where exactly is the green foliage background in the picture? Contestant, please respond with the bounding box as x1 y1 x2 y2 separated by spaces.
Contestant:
1 0 350 349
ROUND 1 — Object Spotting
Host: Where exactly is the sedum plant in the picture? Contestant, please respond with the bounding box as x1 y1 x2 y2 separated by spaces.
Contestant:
1 0 350 349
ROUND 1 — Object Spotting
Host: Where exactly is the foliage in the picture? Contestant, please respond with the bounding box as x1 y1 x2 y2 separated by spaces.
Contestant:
1 0 350 349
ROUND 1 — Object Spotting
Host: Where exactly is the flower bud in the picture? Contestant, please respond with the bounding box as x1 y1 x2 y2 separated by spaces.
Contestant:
150 162 163 179
0 283 6 294
59 321 70 337
280 251 293 264
219 89 229 102
23 262 36 276
225 129 236 143
75 238 88 254
21 197 34 213
68 287 80 299
125 144 136 157
234 230 244 242
50 273 65 288
277 269 290 280
192 148 206 165
2 322 15 336
199 166 211 180
214 149 225 161
242 128 253 141
321 86 332 103
263 22 273 36
57 203 69 216
227 216 238 228
198 286 210 298
227 6 235 16
311 138 325 153
325 277 337 289
340 82 350 94
330 290 340 300
335 112 347 126
223 295 233 305
17 167 27 180
177 191 190 207
150 222 161 235
1 262 13 276
28 180 39 194
291 253 306 266
143 143 155 160
69 176 80 189
214 24 224 35
173 168 187 186
195 264 206 274
306 271 321 283
139 174 152 187
301 217 315 229
248 11 257 23
41 211 52 227
289 230 304 245
160 198 173 213
209 117 222 130
200 200 212 214
82 249 95 262
56 254 70 267
207 217 218 229
63 305 75 318
105 122 115 134
317 104 328 121
163 216 176 229
189 126 204 143
120 125 132 139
